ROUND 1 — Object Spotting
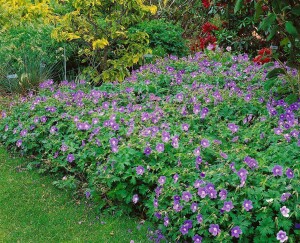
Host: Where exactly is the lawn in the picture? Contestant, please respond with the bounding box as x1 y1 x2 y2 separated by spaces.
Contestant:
0 146 150 242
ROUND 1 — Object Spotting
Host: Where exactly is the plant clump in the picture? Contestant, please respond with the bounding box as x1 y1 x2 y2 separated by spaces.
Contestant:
0 49 299 242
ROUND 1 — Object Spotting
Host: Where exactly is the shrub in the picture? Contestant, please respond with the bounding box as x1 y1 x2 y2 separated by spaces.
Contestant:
51 0 157 83
0 50 299 242
129 19 188 57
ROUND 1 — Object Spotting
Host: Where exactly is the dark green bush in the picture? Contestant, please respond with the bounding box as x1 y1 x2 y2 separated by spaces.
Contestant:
130 19 188 57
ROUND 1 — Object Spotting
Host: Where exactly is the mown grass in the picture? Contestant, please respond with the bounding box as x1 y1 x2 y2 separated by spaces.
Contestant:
0 146 151 243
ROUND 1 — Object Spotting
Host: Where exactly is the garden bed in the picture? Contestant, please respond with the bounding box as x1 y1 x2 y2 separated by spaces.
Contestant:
0 50 299 242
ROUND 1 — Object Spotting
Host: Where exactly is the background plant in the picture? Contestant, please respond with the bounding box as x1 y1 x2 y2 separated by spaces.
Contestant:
51 0 157 83
129 19 188 58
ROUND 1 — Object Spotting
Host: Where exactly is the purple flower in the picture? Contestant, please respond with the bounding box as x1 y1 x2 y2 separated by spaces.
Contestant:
61 144 68 152
182 191 192 202
244 156 258 169
20 129 28 137
154 212 161 219
200 139 210 148
156 143 164 153
201 107 209 118
67 154 75 163
164 216 169 227
85 191 91 199
173 173 179 183
276 230 288 242
16 139 22 147
50 126 58 134
194 179 203 188
228 123 239 133
111 145 118 153
197 187 207 198
274 127 283 135
219 189 227 200
40 116 47 123
196 214 203 224
231 226 242 238
286 168 294 179
195 156 203 167
192 234 202 243
280 206 290 217
161 131 170 143
176 93 184 102
193 147 201 156
181 123 189 131
273 165 283 176
191 202 198 212
220 152 228 159
136 166 145 175
92 118 99 125
280 193 291 202
158 176 166 185
222 201 234 212
183 219 193 230
109 138 119 146
132 194 139 204
180 225 189 235
243 200 253 211
144 147 152 156
237 168 248 181
209 224 221 236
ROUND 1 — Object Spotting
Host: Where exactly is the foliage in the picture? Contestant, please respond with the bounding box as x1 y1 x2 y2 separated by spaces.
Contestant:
145 0 207 37
0 24 66 93
129 19 188 58
51 0 157 83
1 50 299 242
235 0 300 68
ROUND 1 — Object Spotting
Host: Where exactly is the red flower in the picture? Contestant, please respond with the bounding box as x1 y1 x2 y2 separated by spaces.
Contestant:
253 55 263 64
262 5 269 11
202 22 218 34
202 0 210 9
258 48 272 56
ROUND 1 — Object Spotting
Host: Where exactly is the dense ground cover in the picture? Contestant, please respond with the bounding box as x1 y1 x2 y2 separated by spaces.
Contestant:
0 50 299 242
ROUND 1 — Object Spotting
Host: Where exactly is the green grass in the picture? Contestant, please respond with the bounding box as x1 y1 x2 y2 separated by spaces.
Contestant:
0 146 150 242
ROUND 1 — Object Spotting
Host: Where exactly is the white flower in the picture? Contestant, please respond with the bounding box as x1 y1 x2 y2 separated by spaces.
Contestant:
280 206 290 217
226 46 232 52
266 198 274 203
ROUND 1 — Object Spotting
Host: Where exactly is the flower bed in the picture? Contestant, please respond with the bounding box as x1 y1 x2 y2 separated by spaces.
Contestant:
0 50 299 242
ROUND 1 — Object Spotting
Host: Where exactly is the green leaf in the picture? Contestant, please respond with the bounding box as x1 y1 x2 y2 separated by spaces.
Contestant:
267 26 278 41
291 6 300 16
263 78 276 91
285 21 299 37
259 13 276 30
254 1 263 22
234 0 244 14
280 37 290 46
285 94 298 104
266 68 286 79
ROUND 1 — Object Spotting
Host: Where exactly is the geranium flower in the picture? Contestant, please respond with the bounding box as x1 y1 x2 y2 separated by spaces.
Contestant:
209 224 220 236
273 165 283 176
231 226 242 238
276 230 288 242
280 206 290 217
243 199 253 211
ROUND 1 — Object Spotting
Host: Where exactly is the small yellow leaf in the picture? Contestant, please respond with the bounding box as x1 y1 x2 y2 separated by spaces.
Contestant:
92 38 109 50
